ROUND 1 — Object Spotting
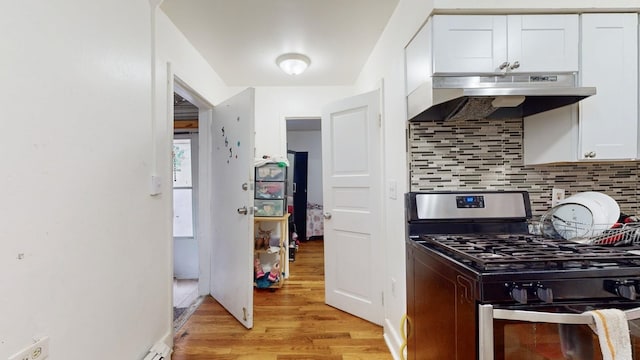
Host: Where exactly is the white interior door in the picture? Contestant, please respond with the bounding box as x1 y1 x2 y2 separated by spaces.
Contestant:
210 87 255 329
321 90 383 325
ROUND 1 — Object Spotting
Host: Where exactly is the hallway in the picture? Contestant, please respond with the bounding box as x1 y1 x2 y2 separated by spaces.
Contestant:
172 240 392 359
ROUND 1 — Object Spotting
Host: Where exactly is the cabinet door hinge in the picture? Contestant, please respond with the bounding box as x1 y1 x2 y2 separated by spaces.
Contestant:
378 113 382 128
381 291 385 306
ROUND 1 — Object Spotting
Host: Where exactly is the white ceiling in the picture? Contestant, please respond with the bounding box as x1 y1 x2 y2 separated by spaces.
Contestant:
160 0 399 86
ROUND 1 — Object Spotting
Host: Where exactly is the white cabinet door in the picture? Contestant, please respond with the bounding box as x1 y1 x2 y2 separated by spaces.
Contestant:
432 15 578 74
580 13 638 160
523 105 580 165
432 15 507 74
507 15 579 73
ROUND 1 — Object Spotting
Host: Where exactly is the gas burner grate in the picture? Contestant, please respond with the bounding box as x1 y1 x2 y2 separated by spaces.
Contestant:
420 234 640 271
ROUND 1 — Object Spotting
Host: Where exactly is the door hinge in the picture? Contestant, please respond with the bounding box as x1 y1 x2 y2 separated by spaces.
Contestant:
378 113 382 128
381 292 385 306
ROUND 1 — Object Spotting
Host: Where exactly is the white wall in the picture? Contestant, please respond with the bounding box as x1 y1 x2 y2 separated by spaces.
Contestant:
156 10 235 296
286 130 323 205
0 1 167 359
0 2 232 359
254 86 355 157
156 12 237 105
353 0 435 357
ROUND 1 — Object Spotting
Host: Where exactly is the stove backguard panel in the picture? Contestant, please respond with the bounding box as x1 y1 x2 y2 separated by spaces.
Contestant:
408 118 640 217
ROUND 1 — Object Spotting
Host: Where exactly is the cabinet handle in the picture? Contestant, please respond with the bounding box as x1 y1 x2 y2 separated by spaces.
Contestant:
499 61 510 70
237 206 248 215
323 212 332 220
509 61 520 70
584 151 596 158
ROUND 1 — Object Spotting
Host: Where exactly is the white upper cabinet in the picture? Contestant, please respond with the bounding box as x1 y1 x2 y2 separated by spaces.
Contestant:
432 14 579 74
579 13 638 160
432 15 507 74
523 13 638 164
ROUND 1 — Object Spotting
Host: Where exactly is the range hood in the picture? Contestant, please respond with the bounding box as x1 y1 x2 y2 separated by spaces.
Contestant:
407 74 596 121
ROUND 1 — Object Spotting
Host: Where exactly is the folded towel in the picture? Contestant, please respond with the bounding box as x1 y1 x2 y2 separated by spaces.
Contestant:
585 309 632 360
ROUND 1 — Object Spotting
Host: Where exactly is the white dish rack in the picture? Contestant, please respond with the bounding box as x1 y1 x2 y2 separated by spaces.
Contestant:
547 222 640 246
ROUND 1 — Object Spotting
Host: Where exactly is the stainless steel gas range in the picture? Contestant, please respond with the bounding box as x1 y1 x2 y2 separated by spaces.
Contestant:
405 191 640 360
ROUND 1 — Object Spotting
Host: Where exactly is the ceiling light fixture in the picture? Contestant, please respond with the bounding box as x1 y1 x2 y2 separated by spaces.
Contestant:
276 53 311 75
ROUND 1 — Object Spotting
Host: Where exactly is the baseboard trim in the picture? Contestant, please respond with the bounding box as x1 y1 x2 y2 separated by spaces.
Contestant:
143 332 173 360
384 317 404 360
160 330 173 350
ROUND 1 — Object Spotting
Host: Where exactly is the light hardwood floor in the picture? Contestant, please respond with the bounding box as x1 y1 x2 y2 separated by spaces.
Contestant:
172 239 393 359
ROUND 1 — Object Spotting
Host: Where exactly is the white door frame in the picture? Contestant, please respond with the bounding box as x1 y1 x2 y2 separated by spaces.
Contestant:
173 76 215 297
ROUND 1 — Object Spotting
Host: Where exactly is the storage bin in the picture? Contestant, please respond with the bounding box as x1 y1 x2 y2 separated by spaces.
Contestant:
255 199 285 217
255 181 285 199
255 163 286 181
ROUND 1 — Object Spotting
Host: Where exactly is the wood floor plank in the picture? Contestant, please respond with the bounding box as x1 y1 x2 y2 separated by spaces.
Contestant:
172 240 392 359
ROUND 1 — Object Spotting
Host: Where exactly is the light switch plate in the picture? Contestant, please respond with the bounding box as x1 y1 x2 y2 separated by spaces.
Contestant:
150 175 162 196
388 180 397 200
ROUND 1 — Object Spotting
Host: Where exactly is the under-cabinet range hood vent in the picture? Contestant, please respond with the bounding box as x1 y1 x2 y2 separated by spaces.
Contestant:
407 74 596 121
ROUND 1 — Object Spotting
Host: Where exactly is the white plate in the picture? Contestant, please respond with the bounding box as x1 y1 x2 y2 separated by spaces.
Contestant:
555 192 619 239
564 191 619 226
547 202 595 239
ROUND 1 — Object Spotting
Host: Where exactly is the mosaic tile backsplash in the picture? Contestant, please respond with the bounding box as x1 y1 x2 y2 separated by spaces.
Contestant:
408 118 640 219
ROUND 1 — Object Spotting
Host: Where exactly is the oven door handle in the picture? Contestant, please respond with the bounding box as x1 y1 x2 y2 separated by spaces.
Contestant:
492 306 640 324
478 305 640 360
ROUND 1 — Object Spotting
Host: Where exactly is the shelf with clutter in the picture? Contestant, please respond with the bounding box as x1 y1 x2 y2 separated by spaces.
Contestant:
253 214 289 289
253 160 290 289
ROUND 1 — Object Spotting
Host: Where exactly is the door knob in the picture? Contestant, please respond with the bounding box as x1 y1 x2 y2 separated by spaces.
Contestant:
237 206 248 215
498 61 510 70
323 212 332 219
242 183 249 191
509 61 520 70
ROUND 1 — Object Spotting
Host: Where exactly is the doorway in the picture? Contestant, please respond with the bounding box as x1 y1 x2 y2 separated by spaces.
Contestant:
285 118 324 244
171 92 203 330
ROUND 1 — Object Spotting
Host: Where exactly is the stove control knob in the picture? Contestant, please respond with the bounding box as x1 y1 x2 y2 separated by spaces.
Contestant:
510 286 528 304
617 283 637 300
604 279 638 300
535 285 553 303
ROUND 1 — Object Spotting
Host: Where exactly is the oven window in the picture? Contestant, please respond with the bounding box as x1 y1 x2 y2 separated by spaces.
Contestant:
495 319 640 359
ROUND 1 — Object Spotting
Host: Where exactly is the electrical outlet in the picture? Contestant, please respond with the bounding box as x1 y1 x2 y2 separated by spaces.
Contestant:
8 337 49 360
551 188 565 207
